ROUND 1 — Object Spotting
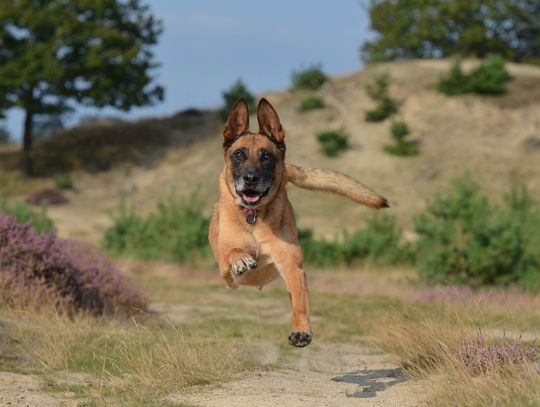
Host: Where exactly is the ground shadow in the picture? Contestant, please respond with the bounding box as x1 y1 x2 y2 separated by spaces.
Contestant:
332 368 406 398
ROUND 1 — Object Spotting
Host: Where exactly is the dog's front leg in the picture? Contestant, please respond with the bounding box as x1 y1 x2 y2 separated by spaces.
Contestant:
219 248 258 289
277 260 312 347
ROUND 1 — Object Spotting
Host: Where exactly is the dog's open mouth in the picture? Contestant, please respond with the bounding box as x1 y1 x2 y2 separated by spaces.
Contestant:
238 187 270 206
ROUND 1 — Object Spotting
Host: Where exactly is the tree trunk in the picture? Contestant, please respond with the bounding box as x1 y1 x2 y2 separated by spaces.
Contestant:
22 109 34 176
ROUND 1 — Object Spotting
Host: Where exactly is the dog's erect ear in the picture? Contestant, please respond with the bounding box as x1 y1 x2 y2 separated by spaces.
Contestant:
223 98 249 142
257 98 284 143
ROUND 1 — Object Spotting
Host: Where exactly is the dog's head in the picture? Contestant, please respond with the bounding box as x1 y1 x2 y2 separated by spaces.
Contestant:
222 98 286 209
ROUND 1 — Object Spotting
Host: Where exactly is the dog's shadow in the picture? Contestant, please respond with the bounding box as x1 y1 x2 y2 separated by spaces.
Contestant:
332 368 406 398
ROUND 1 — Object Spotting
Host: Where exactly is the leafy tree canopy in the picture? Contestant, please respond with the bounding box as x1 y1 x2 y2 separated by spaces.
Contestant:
0 0 164 174
361 0 540 64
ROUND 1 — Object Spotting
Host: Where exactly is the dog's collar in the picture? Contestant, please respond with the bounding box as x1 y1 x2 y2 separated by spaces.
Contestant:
240 206 257 224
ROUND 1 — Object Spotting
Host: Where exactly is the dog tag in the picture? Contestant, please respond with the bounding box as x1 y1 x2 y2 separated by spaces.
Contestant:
246 213 256 224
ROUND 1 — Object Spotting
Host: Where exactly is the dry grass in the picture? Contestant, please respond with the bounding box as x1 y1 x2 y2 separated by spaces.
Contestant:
0 307 255 406
369 304 540 407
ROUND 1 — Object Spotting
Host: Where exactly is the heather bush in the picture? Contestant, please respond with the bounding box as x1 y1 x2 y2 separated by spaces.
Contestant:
438 56 511 96
384 120 419 156
415 177 540 291
291 64 327 91
298 95 325 112
364 72 398 122
219 79 256 122
300 214 413 267
104 192 211 264
0 198 53 233
315 128 349 157
0 213 147 315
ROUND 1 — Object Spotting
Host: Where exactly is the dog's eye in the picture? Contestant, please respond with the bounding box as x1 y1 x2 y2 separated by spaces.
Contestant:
261 151 273 161
233 150 245 160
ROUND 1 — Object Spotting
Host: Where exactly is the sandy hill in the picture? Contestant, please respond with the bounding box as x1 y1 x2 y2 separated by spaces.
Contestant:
2 59 540 244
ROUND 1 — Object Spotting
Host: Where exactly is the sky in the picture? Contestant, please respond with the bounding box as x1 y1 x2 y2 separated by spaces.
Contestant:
3 0 371 140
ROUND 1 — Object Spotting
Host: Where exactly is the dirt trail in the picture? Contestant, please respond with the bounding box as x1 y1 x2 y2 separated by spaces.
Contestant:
173 343 424 407
0 372 79 407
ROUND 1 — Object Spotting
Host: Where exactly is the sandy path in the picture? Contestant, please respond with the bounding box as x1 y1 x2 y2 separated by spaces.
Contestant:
0 372 79 407
172 343 425 407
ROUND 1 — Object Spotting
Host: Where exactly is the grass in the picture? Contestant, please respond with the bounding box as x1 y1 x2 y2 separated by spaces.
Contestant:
370 303 540 407
1 262 539 406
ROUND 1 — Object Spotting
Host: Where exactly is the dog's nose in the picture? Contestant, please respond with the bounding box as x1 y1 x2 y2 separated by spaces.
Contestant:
243 172 259 184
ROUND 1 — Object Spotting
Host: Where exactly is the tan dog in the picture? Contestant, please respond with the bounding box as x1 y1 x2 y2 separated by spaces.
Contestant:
208 98 388 347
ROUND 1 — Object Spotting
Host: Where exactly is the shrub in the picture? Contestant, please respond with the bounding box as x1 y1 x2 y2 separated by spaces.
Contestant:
298 95 325 112
384 120 419 156
315 128 349 157
467 55 511 94
104 192 211 264
414 176 540 292
53 173 74 190
291 64 327 91
364 72 398 122
219 79 256 122
299 214 413 267
438 56 511 96
0 213 147 314
437 58 470 95
0 198 53 233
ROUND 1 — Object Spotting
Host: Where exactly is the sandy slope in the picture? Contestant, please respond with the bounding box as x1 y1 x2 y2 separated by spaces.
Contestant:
30 59 540 245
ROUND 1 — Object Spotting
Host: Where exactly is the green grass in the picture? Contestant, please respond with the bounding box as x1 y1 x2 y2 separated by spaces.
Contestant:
0 198 54 232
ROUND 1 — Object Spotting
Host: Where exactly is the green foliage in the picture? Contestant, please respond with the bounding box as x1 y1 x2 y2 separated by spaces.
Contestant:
384 120 419 156
0 199 53 233
104 192 211 265
414 177 540 292
219 80 256 122
467 55 511 94
0 127 9 144
298 95 325 112
0 0 164 174
362 0 540 64
54 173 74 190
300 214 413 267
364 73 398 122
437 59 471 95
291 64 327 91
315 128 349 157
438 56 511 96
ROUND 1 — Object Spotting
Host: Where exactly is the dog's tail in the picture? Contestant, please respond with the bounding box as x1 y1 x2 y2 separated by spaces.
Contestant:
285 163 389 209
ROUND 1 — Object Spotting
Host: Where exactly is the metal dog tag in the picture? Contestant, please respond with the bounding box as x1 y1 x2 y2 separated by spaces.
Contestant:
246 213 256 224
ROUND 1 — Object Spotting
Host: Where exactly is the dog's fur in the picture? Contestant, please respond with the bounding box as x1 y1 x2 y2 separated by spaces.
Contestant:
208 98 388 347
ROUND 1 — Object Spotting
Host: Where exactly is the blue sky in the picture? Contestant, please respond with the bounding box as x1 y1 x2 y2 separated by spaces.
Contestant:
4 0 371 139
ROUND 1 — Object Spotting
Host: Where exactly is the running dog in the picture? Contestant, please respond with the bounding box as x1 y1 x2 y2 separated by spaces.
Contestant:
208 98 388 347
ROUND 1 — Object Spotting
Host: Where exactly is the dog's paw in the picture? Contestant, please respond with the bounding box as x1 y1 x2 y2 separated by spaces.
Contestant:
288 331 312 348
231 255 257 276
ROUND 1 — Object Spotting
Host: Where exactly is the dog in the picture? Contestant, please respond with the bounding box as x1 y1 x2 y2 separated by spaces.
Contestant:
208 98 388 347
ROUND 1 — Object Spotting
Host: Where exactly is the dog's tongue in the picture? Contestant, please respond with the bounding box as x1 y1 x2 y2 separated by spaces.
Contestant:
243 194 261 203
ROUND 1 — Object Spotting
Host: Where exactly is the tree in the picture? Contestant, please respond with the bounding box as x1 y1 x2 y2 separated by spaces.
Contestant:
361 0 540 64
0 0 164 175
